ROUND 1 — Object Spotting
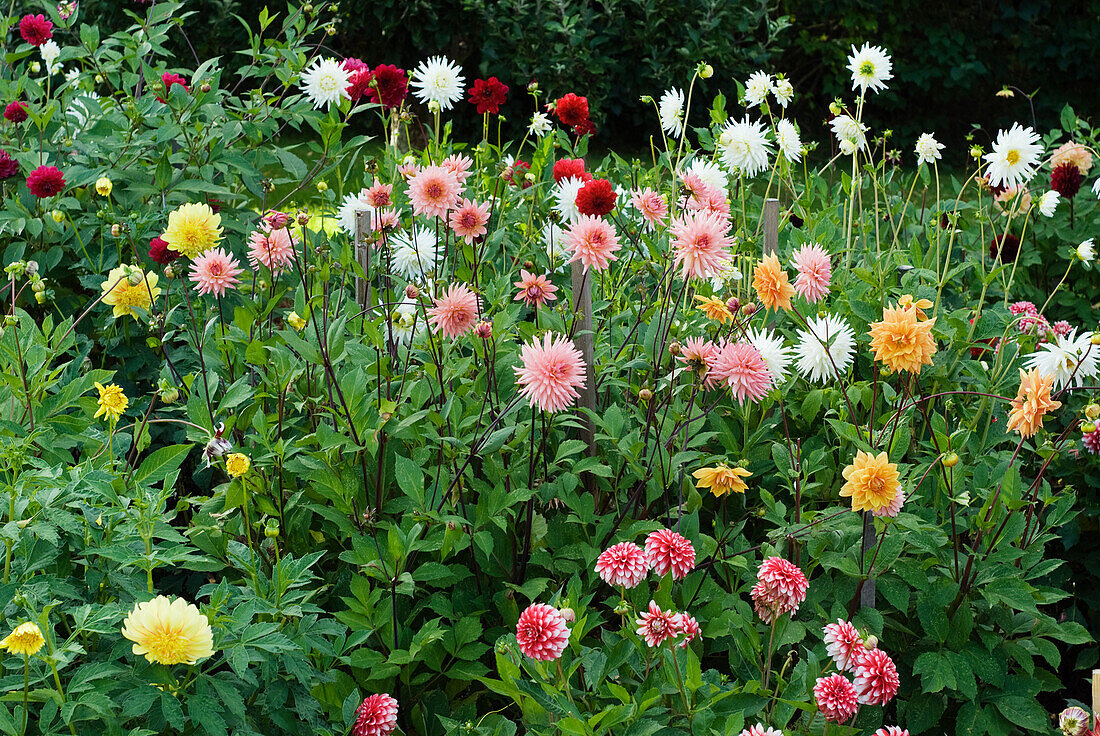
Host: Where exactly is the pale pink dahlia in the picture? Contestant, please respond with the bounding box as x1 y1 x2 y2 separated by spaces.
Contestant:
1059 706 1090 736
353 693 398 736
365 180 393 208
853 648 900 706
679 170 711 200
823 619 864 671
686 186 730 217
448 198 490 243
374 209 399 231
565 215 621 272
791 243 832 302
513 270 558 308
738 724 784 736
630 187 668 226
427 283 480 338
513 333 586 413
751 557 808 623
190 248 243 297
407 165 460 219
516 603 570 660
442 153 474 185
644 528 696 580
670 209 733 280
635 600 679 648
677 337 720 387
247 224 295 272
709 341 773 404
673 612 700 648
595 542 649 588
872 487 905 518
874 728 910 736
814 674 858 723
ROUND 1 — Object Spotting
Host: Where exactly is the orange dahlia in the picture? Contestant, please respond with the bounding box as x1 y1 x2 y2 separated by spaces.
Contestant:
1006 369 1062 438
840 450 900 513
694 295 734 323
868 304 937 374
752 253 795 312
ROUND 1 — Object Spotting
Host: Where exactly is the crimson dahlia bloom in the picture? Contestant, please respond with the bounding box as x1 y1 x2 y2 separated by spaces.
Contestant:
575 178 616 217
366 64 408 110
573 118 597 136
343 58 373 102
19 14 53 45
157 72 190 102
553 93 588 127
552 158 589 185
467 77 509 114
148 237 181 265
4 101 28 123
0 150 18 180
26 165 65 198
1051 162 1083 199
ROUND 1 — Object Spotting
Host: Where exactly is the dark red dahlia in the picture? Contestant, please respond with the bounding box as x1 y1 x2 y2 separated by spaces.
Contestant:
990 233 1020 262
573 118 597 136
0 150 18 179
207 198 222 214
366 64 408 110
342 58 372 102
157 72 189 103
467 76 509 115
575 178 616 217
939 213 949 229
1051 162 1083 199
26 165 65 198
552 158 590 184
148 236 180 265
4 101 28 123
19 14 53 45
553 93 589 127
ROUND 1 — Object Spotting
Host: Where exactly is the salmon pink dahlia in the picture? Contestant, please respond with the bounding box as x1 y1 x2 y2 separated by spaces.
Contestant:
595 542 649 588
751 557 808 623
644 528 696 579
365 180 393 208
516 603 570 660
513 332 586 413
709 341 773 404
630 188 668 226
427 284 480 339
448 198 490 243
635 600 679 648
791 243 832 302
565 215 620 272
190 248 243 297
513 270 557 308
352 693 398 736
407 165 460 219
26 165 65 198
247 225 295 272
442 154 474 185
575 178 617 217
823 619 864 671
670 209 733 280
814 674 858 723
853 648 900 706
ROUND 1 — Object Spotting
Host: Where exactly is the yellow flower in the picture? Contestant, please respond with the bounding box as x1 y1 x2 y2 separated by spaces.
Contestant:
868 304 937 374
94 382 128 423
101 265 161 320
694 295 734 323
0 622 45 656
840 450 900 513
1006 369 1062 438
225 453 250 478
161 202 223 259
896 294 933 320
95 177 113 197
287 311 306 330
692 464 751 497
121 596 215 666
752 253 795 312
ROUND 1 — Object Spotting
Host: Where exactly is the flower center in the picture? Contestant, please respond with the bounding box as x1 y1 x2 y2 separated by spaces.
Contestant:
1006 149 1020 166
859 61 875 76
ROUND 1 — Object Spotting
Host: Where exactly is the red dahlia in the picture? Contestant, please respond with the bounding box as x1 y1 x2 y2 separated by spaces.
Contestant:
0 150 18 180
575 178 616 217
366 64 408 110
4 101 28 123
990 233 1020 262
157 72 190 103
148 236 181 265
468 76 509 115
19 14 53 46
342 58 373 102
26 165 65 198
573 118 597 136
553 93 589 127
552 158 590 184
1051 162 1083 199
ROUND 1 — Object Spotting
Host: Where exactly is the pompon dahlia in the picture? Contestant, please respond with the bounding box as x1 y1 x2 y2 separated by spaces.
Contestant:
0 149 18 179
738 724 784 736
823 619 864 671
565 215 620 272
553 158 590 185
709 341 773 404
26 165 65 198
513 332 586 413
751 557 808 623
575 178 617 217
644 528 696 579
752 253 795 312
19 14 53 45
670 209 733 280
407 165 460 219
353 694 398 736
1006 368 1062 438
673 612 700 648
516 603 570 660
1083 428 1100 454
814 674 859 723
791 243 832 302
840 451 901 514
467 76 509 114
366 64 409 109
596 542 649 588
553 93 589 128
853 647 900 706
874 728 909 736
4 101 28 123
869 304 937 374
427 283 480 339
1052 162 1084 199
635 600 679 648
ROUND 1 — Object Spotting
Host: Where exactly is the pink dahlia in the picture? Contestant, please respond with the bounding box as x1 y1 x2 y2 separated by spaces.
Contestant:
4 101 28 123
635 600 679 648
374 209 399 231
874 728 910 736
814 674 858 723
738 725 784 736
1083 428 1100 454
751 557 808 623
516 603 570 660
673 612 700 648
679 170 712 200
677 337 719 386
407 165 460 219
823 619 864 671
686 186 730 217
513 332 586 413
565 215 620 272
644 528 696 580
365 180 393 209
247 224 295 272
342 59 373 102
427 283 480 339
263 210 294 230
791 243 832 302
872 487 905 518
670 209 733 280
442 154 474 185
19 14 52 45
157 72 190 103
594 542 648 588
853 648 900 706
352 693 398 736
448 198 490 243
513 269 558 308
630 188 668 226
709 342 773 404
26 165 65 198
190 248 244 297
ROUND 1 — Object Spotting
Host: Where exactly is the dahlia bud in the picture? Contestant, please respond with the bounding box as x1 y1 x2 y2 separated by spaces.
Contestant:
127 270 145 286
34 291 47 304
828 100 842 116
95 74 104 84
288 311 307 330
863 635 878 650
741 303 756 316
638 388 653 403
474 320 492 339
1091 334 1100 346
526 79 539 93
95 176 113 197
25 261 38 276
111 224 122 237
264 522 279 538
726 297 740 313
296 210 311 227
200 82 211 93
163 263 176 279
30 61 40 73
558 607 575 623
160 386 179 404
31 279 45 292
1085 403 1100 420
428 100 441 114
668 341 681 356
697 62 713 79
969 145 983 160
1083 422 1098 434
316 181 328 192
941 452 959 468
494 639 511 655
50 209 64 223
404 284 419 300
613 600 630 616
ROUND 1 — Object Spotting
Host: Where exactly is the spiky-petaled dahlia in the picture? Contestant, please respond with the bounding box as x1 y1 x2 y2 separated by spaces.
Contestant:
595 542 649 588
709 341 773 404
751 557 808 623
635 600 679 648
644 529 696 579
515 603 570 660
1051 162 1084 199
353 694 399 736
823 619 864 671
672 613 700 648
1059 706 1090 736
814 674 859 722
738 724 784 736
853 648 900 706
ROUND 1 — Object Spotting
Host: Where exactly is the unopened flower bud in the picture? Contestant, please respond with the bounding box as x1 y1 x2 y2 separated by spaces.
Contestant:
34 291 47 304
474 320 492 339
698 62 713 79
1082 422 1097 434
1091 333 1100 346
296 210 311 227
200 82 211 93
558 607 575 623
668 341 681 356
941 452 959 468
613 600 630 616
828 100 842 116
160 386 179 404
316 181 328 192
111 224 122 237
741 303 756 316
264 523 279 538
864 635 878 650
638 388 653 403
95 176 112 196
288 311 307 330
404 284 419 300
726 297 740 313
1085 403 1100 420
50 209 64 223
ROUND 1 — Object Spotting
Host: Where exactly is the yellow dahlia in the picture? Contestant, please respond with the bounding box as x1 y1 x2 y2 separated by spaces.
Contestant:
161 202 223 259
694 295 734 323
0 622 45 656
101 265 160 320
840 450 900 513
121 595 215 665
692 464 751 497
94 382 128 423
1006 369 1062 438
868 304 937 374
225 453 250 478
896 294 933 320
752 253 795 312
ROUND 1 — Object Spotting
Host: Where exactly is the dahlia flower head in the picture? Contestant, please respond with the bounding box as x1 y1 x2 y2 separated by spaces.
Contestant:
853 646 900 706
353 694 398 736
751 556 808 623
635 600 679 648
595 542 649 588
790 242 831 302
823 619 864 671
709 341 773 405
515 603 570 660
513 332 586 413
814 673 859 723
738 724 784 736
1059 706 1091 736
427 283 480 339
643 528 696 579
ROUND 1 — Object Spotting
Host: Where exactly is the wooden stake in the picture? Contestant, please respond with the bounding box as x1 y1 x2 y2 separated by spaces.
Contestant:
1092 669 1099 729
763 197 780 255
355 210 372 309
570 261 597 491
